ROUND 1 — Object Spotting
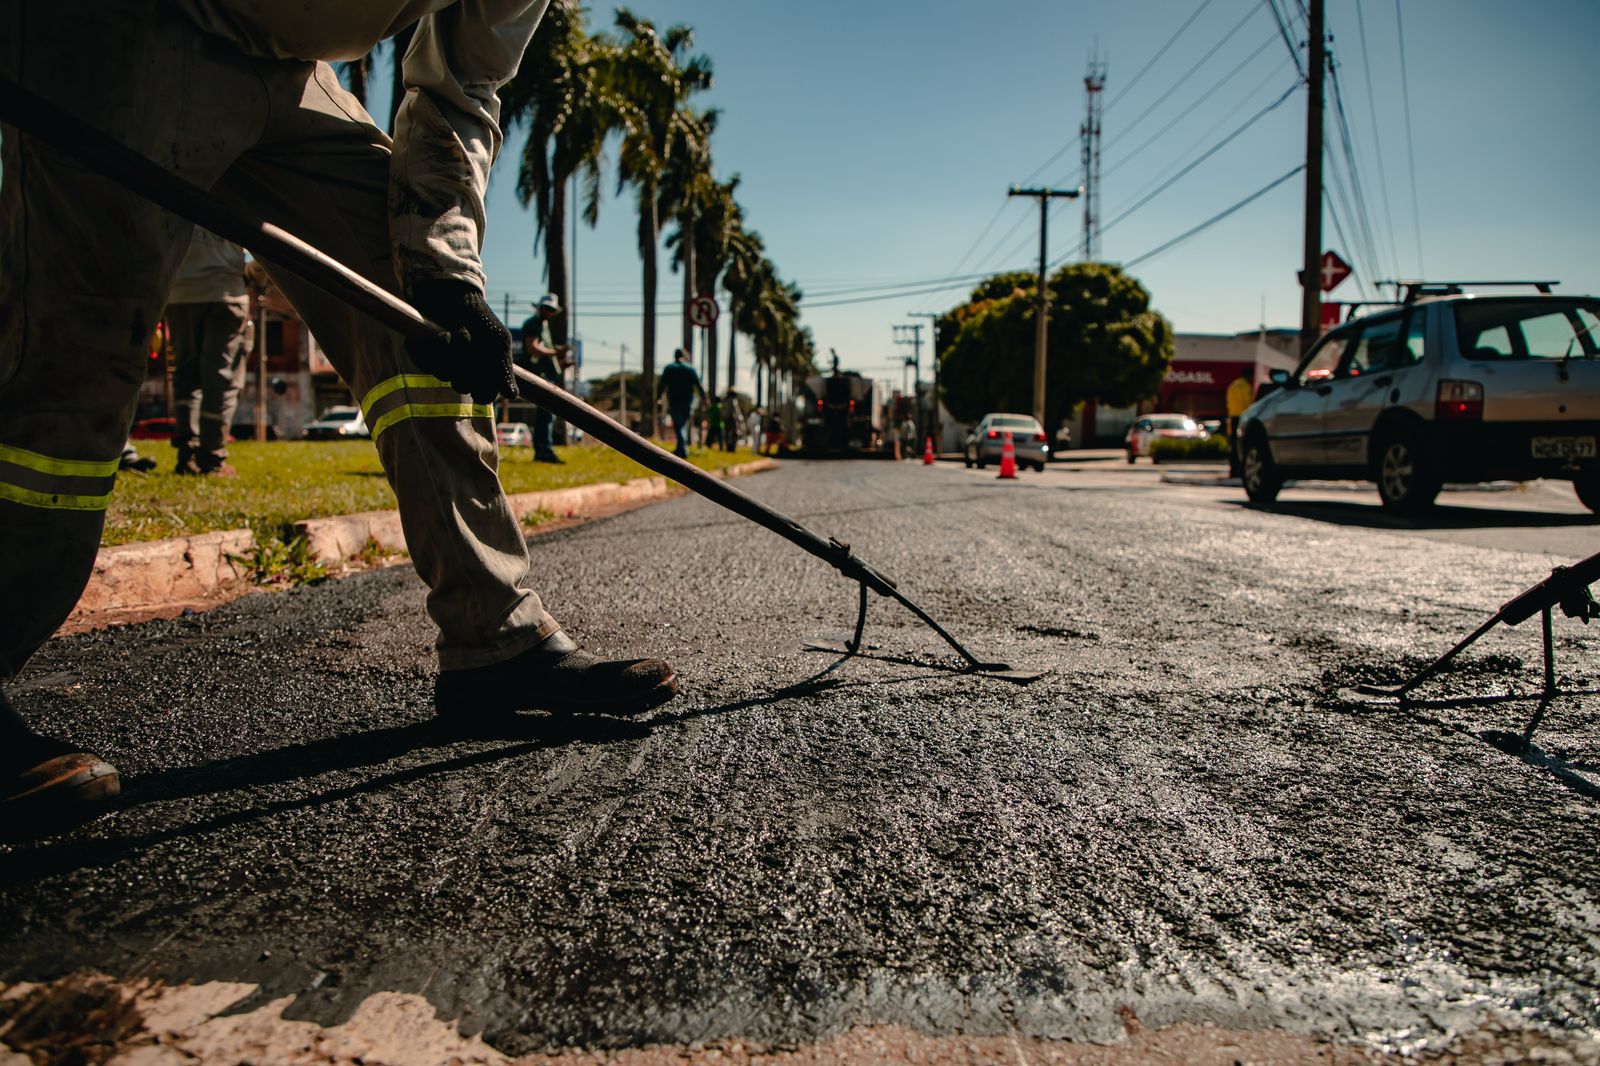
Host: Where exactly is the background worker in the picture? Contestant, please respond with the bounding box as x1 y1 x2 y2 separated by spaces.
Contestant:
517 294 573 464
659 348 706 459
1 0 678 834
166 230 254 476
1225 370 1255 477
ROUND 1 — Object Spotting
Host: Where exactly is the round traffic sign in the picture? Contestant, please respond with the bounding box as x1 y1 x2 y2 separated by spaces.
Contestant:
688 294 720 327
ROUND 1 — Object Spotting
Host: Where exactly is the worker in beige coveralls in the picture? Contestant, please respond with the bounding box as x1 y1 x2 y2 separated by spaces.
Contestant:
0 0 679 835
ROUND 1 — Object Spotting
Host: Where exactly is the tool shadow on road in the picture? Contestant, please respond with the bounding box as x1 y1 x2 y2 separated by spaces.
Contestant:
1234 499 1599 530
0 656 905 888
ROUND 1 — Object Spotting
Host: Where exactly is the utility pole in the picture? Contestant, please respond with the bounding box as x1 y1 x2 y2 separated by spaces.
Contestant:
1008 185 1080 427
893 323 924 441
908 311 940 451
618 342 628 427
1081 54 1106 262
1299 0 1326 357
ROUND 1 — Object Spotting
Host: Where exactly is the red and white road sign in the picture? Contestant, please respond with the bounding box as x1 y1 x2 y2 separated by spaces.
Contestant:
1320 301 1342 332
1319 250 1352 293
688 294 720 328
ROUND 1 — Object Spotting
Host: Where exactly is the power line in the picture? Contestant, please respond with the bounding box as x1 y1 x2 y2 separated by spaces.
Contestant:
1353 0 1402 278
1105 0 1222 113
1123 164 1305 268
1263 0 1306 77
1100 0 1270 158
1394 0 1426 274
1057 79 1301 268
1100 32 1279 182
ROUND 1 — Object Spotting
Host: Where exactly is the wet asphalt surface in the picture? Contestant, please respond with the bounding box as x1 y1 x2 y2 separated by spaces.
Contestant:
3 458 1599 1057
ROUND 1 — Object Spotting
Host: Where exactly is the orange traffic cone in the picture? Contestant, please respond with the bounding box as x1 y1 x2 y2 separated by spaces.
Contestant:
922 436 935 465
998 431 1018 479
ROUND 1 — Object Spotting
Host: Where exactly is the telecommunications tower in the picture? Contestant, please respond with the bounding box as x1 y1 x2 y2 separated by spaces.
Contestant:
1080 54 1106 262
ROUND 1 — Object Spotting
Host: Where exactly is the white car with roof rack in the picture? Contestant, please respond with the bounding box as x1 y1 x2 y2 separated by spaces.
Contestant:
1237 280 1600 513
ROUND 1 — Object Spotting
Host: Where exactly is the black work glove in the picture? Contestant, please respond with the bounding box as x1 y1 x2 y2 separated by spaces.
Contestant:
405 279 518 406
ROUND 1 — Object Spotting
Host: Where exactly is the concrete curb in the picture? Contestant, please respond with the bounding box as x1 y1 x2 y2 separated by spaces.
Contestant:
66 459 778 629
293 457 779 563
72 529 256 616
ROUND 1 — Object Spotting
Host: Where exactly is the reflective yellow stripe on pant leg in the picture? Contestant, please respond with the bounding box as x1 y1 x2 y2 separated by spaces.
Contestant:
0 444 119 511
370 403 494 442
359 374 457 421
0 444 120 479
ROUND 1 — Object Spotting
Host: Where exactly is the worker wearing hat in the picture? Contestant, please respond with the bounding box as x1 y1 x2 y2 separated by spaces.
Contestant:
518 293 574 464
0 0 679 836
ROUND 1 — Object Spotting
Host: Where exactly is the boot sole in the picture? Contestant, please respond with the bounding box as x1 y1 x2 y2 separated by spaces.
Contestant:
438 673 680 723
2 757 121 841
531 673 680 717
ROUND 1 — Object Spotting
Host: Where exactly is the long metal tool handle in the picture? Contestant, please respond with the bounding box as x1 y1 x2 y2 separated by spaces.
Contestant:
0 75 906 604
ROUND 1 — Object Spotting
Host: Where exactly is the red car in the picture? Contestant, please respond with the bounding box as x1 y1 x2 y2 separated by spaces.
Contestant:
129 416 175 440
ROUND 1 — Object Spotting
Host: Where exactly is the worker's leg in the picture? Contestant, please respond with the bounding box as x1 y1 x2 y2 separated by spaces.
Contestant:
0 0 260 682
167 303 206 472
671 407 691 457
196 298 253 469
213 62 558 669
533 406 557 460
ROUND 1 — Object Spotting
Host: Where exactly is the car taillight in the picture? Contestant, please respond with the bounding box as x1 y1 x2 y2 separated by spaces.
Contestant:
1436 379 1483 421
986 429 999 439
848 399 855 411
1033 433 1047 442
816 398 824 411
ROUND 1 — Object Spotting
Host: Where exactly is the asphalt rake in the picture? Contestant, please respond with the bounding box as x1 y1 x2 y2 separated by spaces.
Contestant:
0 76 1045 686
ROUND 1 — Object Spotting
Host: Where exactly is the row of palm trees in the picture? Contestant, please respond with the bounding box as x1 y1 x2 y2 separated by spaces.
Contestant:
345 3 816 430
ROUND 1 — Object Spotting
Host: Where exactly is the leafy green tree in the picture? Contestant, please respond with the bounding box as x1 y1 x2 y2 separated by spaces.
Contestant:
938 262 1172 430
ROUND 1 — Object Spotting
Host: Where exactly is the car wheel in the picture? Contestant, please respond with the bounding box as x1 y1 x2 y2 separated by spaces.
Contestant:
1375 429 1440 513
1241 434 1282 504
1126 451 1136 464
1574 471 1600 514
1034 461 1046 473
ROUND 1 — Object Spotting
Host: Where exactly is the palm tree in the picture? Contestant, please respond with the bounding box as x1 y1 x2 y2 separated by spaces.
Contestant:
719 212 763 402
668 169 744 394
502 1 622 347
610 9 712 435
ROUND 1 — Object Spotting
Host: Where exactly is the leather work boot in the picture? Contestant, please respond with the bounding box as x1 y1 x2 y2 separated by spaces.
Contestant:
1 688 121 841
434 631 678 723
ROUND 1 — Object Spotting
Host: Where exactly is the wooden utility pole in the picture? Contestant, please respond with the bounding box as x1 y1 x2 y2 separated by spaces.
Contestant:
1299 0 1326 356
908 311 940 451
1007 185 1080 426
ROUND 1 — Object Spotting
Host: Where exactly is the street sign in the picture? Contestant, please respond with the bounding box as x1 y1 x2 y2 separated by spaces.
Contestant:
688 294 719 328
1319 250 1352 293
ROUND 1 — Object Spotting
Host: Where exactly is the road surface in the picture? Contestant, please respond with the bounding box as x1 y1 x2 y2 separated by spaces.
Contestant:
2 456 1597 1063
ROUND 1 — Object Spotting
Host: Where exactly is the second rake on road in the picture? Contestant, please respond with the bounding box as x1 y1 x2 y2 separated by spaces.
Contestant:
0 76 1043 684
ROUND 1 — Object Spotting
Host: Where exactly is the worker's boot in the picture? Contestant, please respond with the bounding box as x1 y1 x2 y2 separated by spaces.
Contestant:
1 687 121 841
174 444 201 476
434 630 678 725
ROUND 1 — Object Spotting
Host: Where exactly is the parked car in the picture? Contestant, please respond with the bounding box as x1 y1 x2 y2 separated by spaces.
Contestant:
303 405 368 440
1237 284 1600 513
497 422 532 447
964 413 1049 471
128 416 175 440
1125 413 1206 462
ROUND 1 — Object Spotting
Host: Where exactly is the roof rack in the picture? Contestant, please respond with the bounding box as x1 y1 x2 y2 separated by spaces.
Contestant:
1376 279 1561 303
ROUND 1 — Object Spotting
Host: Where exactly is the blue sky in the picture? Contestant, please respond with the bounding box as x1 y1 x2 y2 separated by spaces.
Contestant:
376 0 1600 393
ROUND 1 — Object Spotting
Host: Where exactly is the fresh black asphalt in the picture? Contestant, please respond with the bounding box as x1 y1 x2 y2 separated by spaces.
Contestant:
3 459 1597 1057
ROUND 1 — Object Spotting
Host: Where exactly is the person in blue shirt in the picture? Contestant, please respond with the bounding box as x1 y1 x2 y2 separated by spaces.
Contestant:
658 348 706 458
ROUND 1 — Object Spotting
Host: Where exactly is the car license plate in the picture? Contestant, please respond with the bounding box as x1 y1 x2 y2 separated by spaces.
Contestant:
1531 436 1597 460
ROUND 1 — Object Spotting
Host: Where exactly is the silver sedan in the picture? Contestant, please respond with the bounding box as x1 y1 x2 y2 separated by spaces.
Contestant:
964 413 1050 471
